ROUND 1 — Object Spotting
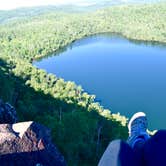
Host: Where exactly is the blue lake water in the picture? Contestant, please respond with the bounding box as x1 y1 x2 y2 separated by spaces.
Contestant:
34 34 166 130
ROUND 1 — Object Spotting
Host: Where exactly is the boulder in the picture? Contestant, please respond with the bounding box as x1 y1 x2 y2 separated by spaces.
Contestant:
0 121 66 166
0 99 17 124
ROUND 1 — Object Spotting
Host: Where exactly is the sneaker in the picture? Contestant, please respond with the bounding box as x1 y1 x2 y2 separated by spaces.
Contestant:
127 112 150 148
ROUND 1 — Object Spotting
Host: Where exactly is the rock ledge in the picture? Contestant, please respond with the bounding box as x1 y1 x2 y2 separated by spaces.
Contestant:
0 121 66 166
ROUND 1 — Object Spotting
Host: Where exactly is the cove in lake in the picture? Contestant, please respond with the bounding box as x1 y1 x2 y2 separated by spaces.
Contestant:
34 34 166 130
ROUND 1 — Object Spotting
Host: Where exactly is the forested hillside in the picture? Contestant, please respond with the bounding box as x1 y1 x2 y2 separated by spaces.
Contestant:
0 2 165 165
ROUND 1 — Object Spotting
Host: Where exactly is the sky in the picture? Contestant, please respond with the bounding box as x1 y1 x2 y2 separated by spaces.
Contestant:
0 0 162 10
0 0 99 10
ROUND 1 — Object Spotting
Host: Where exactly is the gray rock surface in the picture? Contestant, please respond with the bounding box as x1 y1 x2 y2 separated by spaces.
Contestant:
0 121 66 166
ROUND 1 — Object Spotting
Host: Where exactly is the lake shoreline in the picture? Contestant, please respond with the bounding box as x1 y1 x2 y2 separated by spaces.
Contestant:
34 34 166 130
32 31 166 63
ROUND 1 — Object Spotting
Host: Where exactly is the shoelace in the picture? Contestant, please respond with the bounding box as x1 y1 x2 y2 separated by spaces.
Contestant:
130 118 147 135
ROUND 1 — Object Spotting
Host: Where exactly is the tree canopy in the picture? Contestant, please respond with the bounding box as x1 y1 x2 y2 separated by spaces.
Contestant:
0 2 165 165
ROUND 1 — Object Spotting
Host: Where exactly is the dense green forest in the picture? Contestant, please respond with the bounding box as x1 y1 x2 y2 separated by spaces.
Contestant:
0 2 165 165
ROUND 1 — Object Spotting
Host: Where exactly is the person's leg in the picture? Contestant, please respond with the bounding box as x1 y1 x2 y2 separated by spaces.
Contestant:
98 112 150 166
98 139 140 166
143 130 166 166
127 112 151 165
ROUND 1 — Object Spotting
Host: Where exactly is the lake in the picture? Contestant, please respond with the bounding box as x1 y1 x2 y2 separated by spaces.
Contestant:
34 34 166 130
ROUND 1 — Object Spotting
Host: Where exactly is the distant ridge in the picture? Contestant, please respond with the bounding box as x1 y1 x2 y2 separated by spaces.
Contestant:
0 0 165 24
